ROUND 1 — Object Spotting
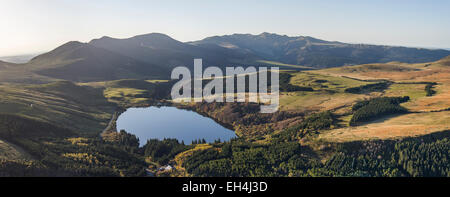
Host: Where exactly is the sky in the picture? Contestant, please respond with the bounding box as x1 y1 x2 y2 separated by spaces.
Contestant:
1 0 449 56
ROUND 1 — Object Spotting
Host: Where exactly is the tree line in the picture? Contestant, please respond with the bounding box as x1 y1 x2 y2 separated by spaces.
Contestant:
345 82 391 94
425 82 437 96
181 130 450 177
350 96 409 126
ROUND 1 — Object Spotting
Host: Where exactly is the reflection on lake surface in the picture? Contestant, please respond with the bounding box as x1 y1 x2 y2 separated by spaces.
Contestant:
116 106 236 145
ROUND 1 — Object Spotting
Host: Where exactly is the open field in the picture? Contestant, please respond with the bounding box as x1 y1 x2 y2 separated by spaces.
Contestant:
309 58 450 113
279 71 375 112
319 111 450 142
91 79 171 106
299 57 450 142
397 83 450 112
0 82 115 134
104 88 150 105
383 83 427 100
280 91 371 112
289 72 372 91
257 60 315 70
307 62 425 80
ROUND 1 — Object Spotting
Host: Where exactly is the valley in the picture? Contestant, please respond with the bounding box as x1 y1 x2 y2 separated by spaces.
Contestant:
0 33 449 177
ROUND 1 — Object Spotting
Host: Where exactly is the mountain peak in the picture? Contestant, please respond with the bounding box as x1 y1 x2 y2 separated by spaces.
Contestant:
60 41 85 48
100 36 113 39
29 41 87 62
89 33 177 46
90 33 183 50
259 32 285 37
51 41 86 53
89 36 117 44
132 32 174 40
130 33 181 46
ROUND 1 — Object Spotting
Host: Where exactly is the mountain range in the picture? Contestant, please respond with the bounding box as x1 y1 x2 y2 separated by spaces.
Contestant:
89 33 256 69
192 33 450 68
1 32 449 83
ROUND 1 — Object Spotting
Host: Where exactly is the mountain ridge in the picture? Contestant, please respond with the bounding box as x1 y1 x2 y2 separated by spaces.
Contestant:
192 32 450 68
89 32 257 69
1 32 449 83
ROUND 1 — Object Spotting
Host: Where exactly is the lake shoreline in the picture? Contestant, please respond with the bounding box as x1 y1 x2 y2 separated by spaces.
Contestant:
114 103 237 145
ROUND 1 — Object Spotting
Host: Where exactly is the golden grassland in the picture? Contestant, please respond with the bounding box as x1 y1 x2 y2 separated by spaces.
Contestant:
303 57 450 142
104 88 150 105
309 58 450 113
279 71 375 113
280 91 372 113
82 79 168 106
318 111 450 142
399 83 450 112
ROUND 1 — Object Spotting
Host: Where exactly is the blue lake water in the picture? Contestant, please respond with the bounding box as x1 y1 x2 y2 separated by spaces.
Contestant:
116 106 236 146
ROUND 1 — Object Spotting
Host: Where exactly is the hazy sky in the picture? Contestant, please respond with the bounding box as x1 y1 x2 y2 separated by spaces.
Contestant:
1 0 449 56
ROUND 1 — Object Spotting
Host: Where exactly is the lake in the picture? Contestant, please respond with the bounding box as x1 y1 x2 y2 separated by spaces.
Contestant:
116 106 236 146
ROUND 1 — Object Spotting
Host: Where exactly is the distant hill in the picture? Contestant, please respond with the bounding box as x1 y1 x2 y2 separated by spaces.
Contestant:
89 33 257 69
0 60 15 69
0 53 39 64
2 32 449 83
27 41 168 82
437 55 450 66
191 32 450 68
